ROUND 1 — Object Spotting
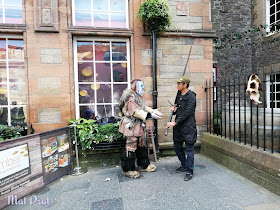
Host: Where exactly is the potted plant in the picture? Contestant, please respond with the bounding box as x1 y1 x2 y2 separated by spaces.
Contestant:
69 118 125 150
137 0 171 31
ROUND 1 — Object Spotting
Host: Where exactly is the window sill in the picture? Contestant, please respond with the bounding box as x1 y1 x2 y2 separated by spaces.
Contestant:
68 26 134 37
0 24 26 33
142 29 216 38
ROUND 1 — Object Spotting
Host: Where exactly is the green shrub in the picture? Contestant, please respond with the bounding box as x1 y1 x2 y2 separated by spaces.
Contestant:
137 0 171 31
0 125 23 142
68 118 124 150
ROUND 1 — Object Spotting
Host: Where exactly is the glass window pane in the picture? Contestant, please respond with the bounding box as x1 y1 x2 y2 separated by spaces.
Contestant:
96 63 111 82
110 0 125 12
113 84 127 103
75 11 92 26
97 84 111 103
113 104 121 118
6 0 22 6
276 84 280 92
270 0 275 5
10 82 26 105
93 0 108 11
112 42 127 61
271 5 276 14
111 13 126 28
8 39 24 60
277 3 280 11
11 106 26 127
80 105 95 119
95 41 110 61
0 38 6 59
0 84 7 105
276 93 280 100
0 107 8 125
276 74 280 81
113 63 127 82
97 105 112 118
5 7 22 24
93 12 109 27
9 62 25 82
277 102 280 108
0 62 6 81
79 84 95 104
75 0 91 10
0 7 3 24
78 62 94 82
77 41 93 61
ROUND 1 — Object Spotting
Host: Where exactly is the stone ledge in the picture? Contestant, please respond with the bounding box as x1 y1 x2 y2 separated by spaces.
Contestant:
200 133 280 196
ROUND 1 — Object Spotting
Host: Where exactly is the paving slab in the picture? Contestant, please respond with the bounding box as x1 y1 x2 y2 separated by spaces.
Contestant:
4 154 280 210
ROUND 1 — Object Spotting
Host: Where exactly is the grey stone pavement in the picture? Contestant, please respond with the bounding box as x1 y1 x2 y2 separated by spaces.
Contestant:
5 154 280 210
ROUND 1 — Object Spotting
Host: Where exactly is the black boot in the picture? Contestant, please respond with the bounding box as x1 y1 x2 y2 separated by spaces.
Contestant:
120 150 140 178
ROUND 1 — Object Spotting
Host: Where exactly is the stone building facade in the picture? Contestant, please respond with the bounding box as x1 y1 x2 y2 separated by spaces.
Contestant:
0 0 213 143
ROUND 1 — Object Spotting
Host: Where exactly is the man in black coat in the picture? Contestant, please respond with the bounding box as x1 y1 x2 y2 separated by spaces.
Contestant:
166 76 197 181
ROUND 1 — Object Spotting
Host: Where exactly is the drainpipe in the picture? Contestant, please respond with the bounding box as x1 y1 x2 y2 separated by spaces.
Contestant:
152 30 159 152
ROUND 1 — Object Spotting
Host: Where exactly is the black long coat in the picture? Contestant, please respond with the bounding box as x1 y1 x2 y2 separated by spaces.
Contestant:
173 90 197 144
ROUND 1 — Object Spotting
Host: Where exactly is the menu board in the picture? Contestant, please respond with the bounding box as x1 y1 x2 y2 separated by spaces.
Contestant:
40 128 73 185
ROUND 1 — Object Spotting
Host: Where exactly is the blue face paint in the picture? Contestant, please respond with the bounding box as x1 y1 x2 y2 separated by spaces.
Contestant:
136 81 144 96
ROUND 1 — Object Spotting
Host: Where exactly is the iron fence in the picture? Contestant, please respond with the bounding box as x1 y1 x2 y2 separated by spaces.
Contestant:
205 64 280 153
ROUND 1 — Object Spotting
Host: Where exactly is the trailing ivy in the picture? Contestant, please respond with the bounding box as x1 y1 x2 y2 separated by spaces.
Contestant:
214 24 280 49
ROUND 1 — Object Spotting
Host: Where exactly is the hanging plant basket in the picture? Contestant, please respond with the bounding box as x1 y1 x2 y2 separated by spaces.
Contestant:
137 0 171 31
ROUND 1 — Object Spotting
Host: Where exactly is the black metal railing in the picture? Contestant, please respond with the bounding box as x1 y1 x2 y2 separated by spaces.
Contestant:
205 64 280 153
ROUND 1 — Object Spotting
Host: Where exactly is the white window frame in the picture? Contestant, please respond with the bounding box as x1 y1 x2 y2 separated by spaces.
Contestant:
266 73 280 109
72 0 129 28
0 0 23 24
73 37 131 120
0 34 26 126
266 0 280 35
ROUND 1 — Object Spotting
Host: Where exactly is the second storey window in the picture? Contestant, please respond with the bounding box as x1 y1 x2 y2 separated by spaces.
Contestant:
0 0 23 24
266 0 280 34
73 0 128 28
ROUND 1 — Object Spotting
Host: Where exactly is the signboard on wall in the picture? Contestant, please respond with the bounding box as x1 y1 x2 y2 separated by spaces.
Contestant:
0 144 31 188
0 127 73 209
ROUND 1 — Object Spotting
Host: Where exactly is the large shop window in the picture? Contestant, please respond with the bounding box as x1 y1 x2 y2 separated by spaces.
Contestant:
0 0 23 24
73 0 128 28
266 0 280 34
266 73 280 108
74 38 130 119
0 37 26 126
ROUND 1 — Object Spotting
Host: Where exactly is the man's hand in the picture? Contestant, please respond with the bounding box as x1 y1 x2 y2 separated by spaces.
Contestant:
166 122 176 128
171 106 177 112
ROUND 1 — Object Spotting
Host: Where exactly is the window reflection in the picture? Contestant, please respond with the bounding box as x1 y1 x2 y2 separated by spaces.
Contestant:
113 84 127 103
79 84 95 104
0 107 8 125
113 64 127 82
0 84 8 105
11 106 26 127
78 62 94 82
110 0 125 11
111 13 126 28
97 84 111 103
97 105 112 118
75 11 92 26
80 105 95 120
5 7 23 24
8 39 24 60
77 41 93 61
96 63 111 82
0 62 7 81
9 82 26 105
0 39 6 59
95 41 110 61
93 13 109 27
74 0 127 28
9 62 24 82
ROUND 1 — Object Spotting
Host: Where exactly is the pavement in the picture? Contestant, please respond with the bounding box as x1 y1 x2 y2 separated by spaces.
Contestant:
5 154 280 210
